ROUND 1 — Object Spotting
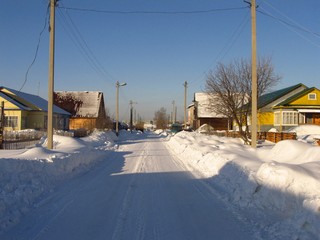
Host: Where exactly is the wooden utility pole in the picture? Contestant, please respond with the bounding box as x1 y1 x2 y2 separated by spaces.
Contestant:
172 100 175 124
0 101 4 149
251 0 258 148
129 100 137 132
130 101 133 133
183 81 188 129
116 81 120 136
115 81 127 136
47 0 56 149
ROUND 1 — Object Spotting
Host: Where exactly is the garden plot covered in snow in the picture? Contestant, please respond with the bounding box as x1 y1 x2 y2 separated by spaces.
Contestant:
166 124 320 239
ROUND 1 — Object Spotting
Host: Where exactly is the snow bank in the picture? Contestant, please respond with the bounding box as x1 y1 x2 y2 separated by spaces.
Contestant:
166 130 320 239
0 130 117 231
287 124 320 144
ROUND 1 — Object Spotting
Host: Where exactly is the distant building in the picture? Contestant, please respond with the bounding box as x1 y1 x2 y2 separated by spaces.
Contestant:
54 91 110 131
0 86 70 131
189 92 230 131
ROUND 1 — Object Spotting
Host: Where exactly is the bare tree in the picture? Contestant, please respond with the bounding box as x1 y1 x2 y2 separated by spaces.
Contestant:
154 107 168 130
205 57 281 144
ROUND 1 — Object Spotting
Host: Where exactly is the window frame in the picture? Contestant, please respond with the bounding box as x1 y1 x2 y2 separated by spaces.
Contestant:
274 111 299 126
5 116 18 128
308 93 317 100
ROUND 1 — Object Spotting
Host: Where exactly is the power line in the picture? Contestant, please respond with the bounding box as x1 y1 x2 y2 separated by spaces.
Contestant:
57 6 249 15
20 4 50 91
257 9 320 48
257 9 320 39
57 7 117 84
259 0 320 38
189 9 250 87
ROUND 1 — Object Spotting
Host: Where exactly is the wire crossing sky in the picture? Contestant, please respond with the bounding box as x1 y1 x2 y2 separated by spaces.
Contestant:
1 0 319 120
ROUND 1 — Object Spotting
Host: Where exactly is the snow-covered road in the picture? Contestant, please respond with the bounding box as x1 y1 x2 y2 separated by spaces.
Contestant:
3 133 256 240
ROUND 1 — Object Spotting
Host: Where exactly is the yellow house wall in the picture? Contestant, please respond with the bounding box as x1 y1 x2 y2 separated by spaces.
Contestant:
3 110 22 131
290 89 320 105
1 89 39 110
27 112 46 129
258 112 274 125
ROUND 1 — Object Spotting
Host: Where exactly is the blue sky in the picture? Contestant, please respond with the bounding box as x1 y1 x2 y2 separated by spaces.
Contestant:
1 0 319 121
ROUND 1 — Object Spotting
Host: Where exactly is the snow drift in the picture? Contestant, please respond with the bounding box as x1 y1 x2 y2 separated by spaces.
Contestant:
0 130 117 231
166 127 320 240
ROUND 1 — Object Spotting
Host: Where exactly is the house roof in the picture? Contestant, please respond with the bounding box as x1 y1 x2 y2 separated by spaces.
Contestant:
0 92 31 110
194 92 225 118
54 91 104 118
257 83 306 108
0 87 70 115
275 87 318 107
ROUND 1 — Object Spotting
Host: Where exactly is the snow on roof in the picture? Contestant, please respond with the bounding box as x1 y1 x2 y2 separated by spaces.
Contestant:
194 92 225 118
0 87 70 115
54 91 103 118
0 92 31 110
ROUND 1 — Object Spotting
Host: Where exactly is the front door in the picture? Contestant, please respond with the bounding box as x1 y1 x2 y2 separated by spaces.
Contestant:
314 114 320 125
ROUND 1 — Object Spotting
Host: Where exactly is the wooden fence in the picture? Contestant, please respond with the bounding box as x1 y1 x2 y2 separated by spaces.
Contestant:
2 139 42 150
0 129 91 150
208 131 296 143
258 132 297 143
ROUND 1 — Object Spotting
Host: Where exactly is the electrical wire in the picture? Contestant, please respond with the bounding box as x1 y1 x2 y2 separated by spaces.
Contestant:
256 0 320 48
57 6 248 15
188 9 250 87
257 9 320 48
259 0 320 38
20 4 49 91
57 7 117 84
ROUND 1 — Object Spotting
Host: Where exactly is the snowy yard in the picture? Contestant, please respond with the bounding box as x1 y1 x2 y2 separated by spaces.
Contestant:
0 126 320 239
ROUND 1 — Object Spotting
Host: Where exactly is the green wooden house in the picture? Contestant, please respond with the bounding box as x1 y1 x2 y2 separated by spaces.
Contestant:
257 83 320 131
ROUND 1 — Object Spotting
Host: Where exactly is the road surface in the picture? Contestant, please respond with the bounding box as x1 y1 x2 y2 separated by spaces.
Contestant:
3 132 257 240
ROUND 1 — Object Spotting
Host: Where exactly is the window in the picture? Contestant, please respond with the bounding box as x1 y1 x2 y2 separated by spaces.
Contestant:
283 112 298 125
274 111 298 126
5 116 18 128
274 112 280 125
308 93 317 100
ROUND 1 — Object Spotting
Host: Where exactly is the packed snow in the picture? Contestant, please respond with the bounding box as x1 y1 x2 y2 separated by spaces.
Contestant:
0 125 320 239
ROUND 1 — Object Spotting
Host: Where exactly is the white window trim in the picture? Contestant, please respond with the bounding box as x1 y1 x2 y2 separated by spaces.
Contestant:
274 111 299 126
308 93 317 100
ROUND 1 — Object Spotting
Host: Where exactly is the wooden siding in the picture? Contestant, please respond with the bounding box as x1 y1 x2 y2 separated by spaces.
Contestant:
197 118 229 130
258 112 274 125
69 118 97 130
290 89 320 106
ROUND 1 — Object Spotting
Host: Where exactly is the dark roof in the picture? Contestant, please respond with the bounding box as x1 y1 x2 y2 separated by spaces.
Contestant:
276 87 317 106
0 87 71 115
257 83 306 108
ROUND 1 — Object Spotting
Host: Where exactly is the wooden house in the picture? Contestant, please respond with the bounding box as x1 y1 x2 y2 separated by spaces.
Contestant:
0 86 70 131
54 91 110 131
256 83 320 131
190 92 230 130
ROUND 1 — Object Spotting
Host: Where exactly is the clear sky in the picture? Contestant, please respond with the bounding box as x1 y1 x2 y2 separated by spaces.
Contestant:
1 0 319 121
